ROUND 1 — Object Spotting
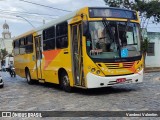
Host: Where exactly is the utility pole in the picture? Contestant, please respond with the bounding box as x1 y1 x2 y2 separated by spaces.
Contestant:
43 19 45 25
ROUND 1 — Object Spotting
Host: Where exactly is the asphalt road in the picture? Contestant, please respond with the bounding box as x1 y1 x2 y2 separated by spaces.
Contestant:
0 71 160 119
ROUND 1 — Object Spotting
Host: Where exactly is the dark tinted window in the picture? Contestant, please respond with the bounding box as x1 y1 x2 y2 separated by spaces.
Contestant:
19 38 26 54
14 40 20 55
25 35 33 53
15 40 19 48
26 35 33 45
20 38 25 46
56 21 68 48
43 26 55 50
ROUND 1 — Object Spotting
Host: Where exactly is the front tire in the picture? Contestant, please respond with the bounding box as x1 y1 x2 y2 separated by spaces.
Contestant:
26 70 34 84
60 72 72 92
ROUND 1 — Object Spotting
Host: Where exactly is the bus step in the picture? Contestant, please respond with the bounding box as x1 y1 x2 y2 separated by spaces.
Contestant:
38 79 45 83
74 85 87 89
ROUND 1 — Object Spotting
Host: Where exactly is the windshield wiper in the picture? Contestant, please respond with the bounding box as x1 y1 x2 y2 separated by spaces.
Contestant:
102 18 115 43
125 19 130 32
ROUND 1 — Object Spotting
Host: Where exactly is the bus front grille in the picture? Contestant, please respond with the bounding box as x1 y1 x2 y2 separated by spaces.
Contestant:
105 62 134 69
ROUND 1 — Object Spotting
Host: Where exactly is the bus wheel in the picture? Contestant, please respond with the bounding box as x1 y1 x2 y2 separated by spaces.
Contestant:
0 84 3 88
26 70 33 85
60 72 72 92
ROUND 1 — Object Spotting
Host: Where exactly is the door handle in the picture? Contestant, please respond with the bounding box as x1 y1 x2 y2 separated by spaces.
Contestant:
64 52 68 54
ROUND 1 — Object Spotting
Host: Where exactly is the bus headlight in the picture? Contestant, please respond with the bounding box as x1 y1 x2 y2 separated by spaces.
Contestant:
96 70 100 75
137 64 143 71
137 67 140 71
91 68 96 72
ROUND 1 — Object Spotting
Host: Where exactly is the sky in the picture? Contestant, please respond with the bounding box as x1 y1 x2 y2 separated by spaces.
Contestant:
0 0 159 38
0 0 106 37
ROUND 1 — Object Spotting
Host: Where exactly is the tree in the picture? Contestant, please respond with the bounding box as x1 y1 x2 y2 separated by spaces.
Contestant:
104 0 160 67
104 0 122 7
0 49 8 60
141 37 150 68
104 0 131 8
104 0 160 24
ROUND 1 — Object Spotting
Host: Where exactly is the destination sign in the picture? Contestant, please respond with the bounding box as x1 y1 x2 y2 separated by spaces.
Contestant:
89 8 137 20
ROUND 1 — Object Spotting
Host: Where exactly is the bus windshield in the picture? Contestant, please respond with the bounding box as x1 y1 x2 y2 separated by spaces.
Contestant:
86 21 141 59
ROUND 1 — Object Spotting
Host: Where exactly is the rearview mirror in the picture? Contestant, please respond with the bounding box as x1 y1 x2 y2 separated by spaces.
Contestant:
83 21 89 36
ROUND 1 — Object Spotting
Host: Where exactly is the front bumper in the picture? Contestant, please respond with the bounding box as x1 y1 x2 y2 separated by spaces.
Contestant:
86 69 143 88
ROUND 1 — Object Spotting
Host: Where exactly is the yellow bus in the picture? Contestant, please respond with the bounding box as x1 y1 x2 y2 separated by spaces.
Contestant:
13 7 143 92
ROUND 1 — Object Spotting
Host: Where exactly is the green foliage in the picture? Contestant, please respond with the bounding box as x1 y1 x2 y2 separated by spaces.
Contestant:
133 0 160 23
0 49 8 60
104 0 133 8
104 0 123 7
104 0 160 23
141 37 150 53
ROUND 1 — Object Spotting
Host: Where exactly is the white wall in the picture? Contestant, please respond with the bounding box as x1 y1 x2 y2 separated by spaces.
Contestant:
0 38 13 54
145 32 160 67
4 39 13 54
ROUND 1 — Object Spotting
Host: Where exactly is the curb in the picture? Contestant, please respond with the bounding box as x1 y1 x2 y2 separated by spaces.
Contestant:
144 68 160 73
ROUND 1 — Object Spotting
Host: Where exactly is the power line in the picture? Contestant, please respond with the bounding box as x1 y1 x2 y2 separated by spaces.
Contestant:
0 9 59 18
0 15 44 23
0 12 54 22
19 0 71 12
16 15 35 28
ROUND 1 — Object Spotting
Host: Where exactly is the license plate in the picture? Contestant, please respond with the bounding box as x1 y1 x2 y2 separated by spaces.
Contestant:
116 78 126 83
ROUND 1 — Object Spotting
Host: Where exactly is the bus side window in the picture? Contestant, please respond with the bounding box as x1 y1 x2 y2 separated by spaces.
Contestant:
25 35 33 53
56 21 68 49
43 26 55 51
14 40 20 55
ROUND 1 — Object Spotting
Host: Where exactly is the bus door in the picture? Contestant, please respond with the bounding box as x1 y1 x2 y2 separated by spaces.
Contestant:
34 35 42 80
71 23 85 86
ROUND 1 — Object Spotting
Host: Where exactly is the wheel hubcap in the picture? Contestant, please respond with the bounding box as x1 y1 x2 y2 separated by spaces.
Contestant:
63 76 69 87
27 73 30 82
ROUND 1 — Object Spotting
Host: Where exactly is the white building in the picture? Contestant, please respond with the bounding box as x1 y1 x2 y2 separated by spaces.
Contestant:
0 21 13 54
145 32 160 68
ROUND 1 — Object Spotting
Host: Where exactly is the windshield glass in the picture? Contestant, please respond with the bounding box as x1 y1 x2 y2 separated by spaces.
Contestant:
86 21 141 59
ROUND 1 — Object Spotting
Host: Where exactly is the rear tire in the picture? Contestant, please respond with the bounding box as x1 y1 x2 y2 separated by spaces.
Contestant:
0 84 4 88
26 70 34 84
60 72 72 92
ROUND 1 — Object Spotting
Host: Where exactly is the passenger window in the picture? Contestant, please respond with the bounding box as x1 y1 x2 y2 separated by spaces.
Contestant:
56 21 68 49
25 35 33 53
43 26 55 51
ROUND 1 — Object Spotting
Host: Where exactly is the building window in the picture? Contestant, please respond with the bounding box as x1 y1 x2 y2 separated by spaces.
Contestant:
43 26 55 51
56 21 68 49
147 42 155 56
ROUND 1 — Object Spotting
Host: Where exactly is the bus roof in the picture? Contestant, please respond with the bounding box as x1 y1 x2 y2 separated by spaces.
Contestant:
35 10 78 32
14 8 80 40
14 7 137 40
